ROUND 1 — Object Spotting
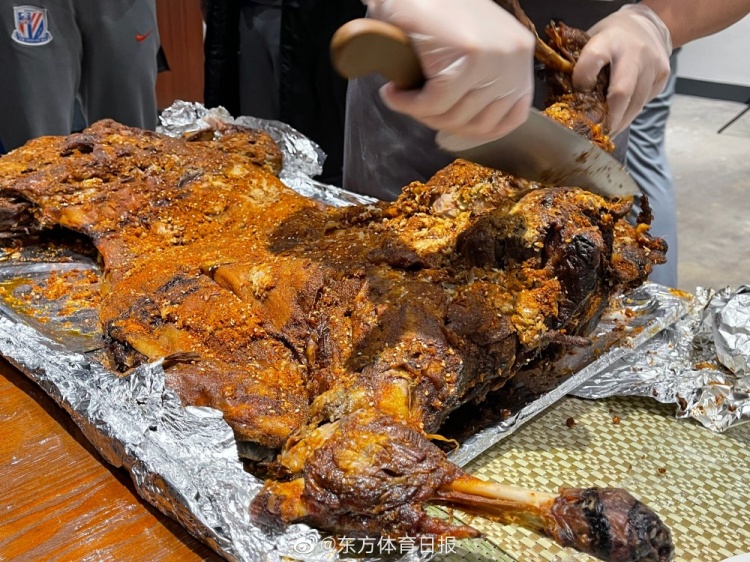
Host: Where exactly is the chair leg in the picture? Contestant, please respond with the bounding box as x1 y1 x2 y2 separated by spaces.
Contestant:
717 96 750 134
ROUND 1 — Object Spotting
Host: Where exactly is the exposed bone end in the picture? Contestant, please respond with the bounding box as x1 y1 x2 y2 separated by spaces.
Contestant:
548 488 674 562
252 407 673 561
435 477 673 562
434 475 556 535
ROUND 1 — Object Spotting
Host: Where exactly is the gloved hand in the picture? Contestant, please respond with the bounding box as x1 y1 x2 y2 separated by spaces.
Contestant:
363 0 535 151
573 4 672 136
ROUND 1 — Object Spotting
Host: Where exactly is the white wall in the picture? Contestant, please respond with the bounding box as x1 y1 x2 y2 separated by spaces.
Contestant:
677 14 750 87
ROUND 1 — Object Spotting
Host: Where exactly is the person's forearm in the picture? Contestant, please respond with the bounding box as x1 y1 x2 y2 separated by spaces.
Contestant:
642 0 750 48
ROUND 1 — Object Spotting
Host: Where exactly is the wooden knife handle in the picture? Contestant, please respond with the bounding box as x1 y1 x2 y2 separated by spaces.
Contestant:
330 18 425 90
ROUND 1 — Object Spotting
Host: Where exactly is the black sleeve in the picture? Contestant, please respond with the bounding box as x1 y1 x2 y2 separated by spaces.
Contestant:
280 0 367 185
203 0 242 115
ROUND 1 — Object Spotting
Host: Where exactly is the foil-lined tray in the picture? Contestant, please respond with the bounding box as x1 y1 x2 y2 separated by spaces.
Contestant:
0 105 695 561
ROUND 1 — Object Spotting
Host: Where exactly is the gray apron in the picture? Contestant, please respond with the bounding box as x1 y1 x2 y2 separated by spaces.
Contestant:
343 0 634 199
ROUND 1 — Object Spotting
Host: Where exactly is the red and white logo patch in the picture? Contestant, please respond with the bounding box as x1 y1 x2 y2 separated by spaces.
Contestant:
11 5 53 46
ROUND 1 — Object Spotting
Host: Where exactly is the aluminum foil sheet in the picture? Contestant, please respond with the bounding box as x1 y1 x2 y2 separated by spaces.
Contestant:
573 286 750 432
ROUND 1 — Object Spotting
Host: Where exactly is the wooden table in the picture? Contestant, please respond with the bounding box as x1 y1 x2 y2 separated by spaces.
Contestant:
0 358 223 561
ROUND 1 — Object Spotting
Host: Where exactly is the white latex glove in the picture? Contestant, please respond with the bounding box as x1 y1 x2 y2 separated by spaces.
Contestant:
363 0 535 151
573 4 672 136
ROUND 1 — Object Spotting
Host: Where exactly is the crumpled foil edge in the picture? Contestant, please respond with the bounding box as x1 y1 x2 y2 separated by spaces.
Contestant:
573 286 750 433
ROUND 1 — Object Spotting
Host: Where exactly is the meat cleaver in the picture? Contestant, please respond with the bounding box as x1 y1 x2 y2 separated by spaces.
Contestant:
330 19 640 198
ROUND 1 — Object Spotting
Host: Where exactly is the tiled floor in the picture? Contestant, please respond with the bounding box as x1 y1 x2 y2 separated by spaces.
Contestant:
667 94 750 292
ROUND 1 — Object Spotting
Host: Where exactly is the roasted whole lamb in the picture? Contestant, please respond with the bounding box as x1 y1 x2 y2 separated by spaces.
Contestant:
0 122 670 560
0 8 673 562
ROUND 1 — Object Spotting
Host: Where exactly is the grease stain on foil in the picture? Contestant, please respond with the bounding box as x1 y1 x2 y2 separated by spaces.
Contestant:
574 286 750 432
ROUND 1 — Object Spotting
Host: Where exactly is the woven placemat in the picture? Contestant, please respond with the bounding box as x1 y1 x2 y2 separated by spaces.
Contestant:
435 396 750 562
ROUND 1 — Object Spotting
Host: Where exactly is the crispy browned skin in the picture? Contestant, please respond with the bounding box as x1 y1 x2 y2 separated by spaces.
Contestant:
184 123 283 176
0 121 308 447
251 408 479 538
0 122 665 435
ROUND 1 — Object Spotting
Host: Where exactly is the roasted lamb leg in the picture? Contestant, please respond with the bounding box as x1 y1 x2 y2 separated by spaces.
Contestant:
252 409 673 562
